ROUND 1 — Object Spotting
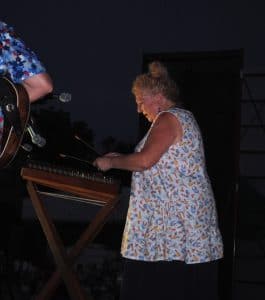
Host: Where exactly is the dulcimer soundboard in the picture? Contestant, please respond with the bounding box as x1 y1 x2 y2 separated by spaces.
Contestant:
21 161 121 205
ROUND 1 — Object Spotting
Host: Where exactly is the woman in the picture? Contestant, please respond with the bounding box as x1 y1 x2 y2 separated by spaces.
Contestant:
93 61 223 300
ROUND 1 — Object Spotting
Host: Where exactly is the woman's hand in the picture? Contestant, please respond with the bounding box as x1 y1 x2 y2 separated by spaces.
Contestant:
93 152 123 171
93 157 112 172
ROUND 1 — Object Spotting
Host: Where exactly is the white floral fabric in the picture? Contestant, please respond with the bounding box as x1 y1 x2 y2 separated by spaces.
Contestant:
121 107 223 264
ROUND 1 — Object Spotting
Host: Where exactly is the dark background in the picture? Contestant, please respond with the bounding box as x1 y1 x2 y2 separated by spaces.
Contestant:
1 1 265 299
1 0 265 146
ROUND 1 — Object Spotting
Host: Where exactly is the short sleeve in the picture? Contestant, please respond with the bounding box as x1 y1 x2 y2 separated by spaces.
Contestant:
0 22 46 83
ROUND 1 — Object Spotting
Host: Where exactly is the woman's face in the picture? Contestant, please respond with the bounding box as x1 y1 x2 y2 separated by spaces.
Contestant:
135 91 159 122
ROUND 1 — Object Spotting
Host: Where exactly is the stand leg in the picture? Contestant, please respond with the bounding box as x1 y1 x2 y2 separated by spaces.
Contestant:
26 181 91 300
36 197 119 300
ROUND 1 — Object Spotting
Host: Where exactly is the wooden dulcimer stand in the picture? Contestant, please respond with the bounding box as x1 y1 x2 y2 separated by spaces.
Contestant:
21 162 120 300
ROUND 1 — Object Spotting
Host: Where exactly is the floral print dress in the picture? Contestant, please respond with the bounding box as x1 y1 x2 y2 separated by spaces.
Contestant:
121 107 223 264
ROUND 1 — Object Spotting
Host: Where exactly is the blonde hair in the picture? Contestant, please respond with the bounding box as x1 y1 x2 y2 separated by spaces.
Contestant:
132 61 181 105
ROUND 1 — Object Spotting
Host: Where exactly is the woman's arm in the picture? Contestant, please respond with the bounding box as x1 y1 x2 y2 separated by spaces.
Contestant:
94 112 182 172
22 72 53 102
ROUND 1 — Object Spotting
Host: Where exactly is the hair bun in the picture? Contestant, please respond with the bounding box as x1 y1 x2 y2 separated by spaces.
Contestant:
148 61 169 79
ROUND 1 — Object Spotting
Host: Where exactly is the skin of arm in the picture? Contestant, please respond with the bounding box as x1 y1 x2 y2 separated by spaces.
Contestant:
93 112 183 172
22 72 53 102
